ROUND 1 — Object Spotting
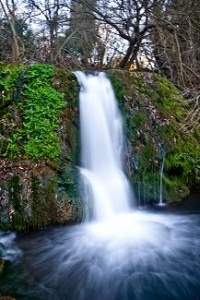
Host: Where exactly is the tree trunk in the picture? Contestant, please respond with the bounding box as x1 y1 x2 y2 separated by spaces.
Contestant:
119 42 134 68
0 0 20 63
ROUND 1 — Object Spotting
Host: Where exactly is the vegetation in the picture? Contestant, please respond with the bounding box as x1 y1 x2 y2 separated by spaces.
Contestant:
0 64 80 231
0 64 64 161
110 71 200 203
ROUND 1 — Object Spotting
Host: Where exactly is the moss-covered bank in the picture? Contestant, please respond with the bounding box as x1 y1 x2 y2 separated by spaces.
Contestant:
109 71 200 204
0 64 81 231
0 64 199 231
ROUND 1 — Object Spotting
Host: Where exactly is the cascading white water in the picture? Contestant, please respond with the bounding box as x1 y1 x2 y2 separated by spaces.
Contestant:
158 151 166 207
75 71 133 221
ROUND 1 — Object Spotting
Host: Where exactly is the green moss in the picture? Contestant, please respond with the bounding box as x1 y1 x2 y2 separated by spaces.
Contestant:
111 71 199 203
163 176 190 202
108 74 125 104
53 69 78 108
132 112 147 128
151 75 187 121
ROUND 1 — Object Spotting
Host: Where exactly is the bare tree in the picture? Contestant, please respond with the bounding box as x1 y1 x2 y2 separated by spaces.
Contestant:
26 0 70 63
83 0 162 68
0 0 21 62
152 0 200 90
66 0 97 65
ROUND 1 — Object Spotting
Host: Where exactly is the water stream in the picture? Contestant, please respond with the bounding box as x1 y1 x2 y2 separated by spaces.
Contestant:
158 147 166 207
75 71 133 220
0 72 200 300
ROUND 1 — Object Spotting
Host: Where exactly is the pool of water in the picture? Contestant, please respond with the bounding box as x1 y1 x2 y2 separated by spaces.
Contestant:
1 211 200 300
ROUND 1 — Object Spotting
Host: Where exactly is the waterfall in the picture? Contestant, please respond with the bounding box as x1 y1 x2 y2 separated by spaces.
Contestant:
75 71 133 221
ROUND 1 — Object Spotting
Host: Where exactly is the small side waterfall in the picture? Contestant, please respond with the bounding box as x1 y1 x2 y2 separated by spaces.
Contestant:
158 149 166 207
75 72 133 221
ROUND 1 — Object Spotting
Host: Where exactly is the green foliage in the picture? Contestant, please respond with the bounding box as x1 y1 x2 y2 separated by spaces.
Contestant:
7 64 65 161
22 85 64 159
24 63 54 81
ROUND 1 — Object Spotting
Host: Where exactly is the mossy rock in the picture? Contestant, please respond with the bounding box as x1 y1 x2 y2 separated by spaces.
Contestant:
110 70 200 203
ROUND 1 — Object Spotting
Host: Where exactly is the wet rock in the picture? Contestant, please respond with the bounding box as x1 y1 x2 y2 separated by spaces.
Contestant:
0 297 16 300
0 259 5 273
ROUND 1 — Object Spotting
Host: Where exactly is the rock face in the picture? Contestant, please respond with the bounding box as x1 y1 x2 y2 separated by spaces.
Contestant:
0 160 80 231
0 64 199 231
0 64 82 231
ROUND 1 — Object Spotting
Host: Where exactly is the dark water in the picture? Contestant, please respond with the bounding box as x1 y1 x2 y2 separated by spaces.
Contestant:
1 211 200 300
